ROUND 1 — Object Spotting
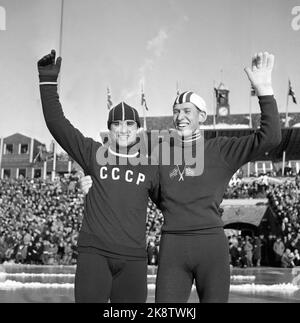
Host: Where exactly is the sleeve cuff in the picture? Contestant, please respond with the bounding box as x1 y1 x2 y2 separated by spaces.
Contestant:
40 82 58 86
258 95 275 101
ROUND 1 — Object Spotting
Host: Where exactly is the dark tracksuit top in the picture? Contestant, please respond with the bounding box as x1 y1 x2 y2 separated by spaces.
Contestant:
40 85 159 260
158 96 282 233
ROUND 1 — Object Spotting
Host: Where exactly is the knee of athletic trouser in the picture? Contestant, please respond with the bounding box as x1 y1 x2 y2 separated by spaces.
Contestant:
74 270 112 303
74 253 112 303
110 259 147 303
196 274 230 303
155 271 193 303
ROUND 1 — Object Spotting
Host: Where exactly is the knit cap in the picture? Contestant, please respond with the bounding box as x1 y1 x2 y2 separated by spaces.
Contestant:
107 102 141 129
173 91 207 114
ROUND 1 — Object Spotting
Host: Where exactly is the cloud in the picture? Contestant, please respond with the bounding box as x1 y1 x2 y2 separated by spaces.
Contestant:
146 29 169 57
138 29 169 82
139 28 169 78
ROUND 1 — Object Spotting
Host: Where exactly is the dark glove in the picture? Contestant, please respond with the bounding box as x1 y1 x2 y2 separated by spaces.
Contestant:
38 49 62 83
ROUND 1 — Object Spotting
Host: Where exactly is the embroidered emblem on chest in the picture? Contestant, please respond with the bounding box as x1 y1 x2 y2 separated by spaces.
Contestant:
169 165 197 181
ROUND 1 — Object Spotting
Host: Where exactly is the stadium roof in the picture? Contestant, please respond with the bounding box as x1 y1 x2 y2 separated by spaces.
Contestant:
141 112 300 130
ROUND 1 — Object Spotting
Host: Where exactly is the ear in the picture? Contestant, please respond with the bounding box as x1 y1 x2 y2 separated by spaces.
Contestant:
137 127 145 134
198 111 207 123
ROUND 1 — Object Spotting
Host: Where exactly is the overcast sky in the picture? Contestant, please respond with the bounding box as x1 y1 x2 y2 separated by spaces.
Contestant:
0 0 299 151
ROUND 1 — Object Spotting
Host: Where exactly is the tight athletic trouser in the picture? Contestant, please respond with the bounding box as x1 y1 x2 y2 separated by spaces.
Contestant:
155 228 230 303
75 252 147 303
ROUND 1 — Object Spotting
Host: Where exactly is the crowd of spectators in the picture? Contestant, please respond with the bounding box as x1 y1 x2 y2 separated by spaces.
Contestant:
1 173 300 267
0 175 165 266
225 174 300 268
265 179 300 268
228 234 263 268
224 173 285 199
0 176 82 265
228 233 300 268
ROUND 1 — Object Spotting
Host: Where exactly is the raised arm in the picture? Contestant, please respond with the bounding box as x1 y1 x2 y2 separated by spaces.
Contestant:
218 52 282 171
38 50 98 173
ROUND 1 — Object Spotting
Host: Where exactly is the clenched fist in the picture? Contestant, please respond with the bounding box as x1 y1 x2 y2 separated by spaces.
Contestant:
38 49 62 83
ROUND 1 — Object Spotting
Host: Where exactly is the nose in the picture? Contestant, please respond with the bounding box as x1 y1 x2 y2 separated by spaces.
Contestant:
177 110 185 120
120 122 128 133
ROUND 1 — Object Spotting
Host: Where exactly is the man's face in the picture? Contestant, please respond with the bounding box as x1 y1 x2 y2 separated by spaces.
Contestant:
173 102 200 137
110 120 138 147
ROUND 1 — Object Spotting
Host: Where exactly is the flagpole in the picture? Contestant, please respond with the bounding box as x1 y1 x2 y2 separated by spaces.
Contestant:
282 150 286 176
285 80 290 128
57 0 64 90
43 160 47 180
51 141 57 181
249 89 253 128
107 86 113 110
213 81 216 129
51 0 64 181
141 83 147 130
58 0 64 67
176 81 180 95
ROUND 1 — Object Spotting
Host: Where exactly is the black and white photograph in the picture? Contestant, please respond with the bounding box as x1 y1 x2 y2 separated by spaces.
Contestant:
0 0 300 308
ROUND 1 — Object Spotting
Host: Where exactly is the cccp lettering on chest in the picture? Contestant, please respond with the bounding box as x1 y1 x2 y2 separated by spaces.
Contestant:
99 166 146 185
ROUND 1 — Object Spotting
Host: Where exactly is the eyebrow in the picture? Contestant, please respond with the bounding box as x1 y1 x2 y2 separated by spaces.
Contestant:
173 108 192 112
112 120 136 125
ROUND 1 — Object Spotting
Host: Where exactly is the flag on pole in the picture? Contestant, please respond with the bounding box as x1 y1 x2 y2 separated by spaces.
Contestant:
141 89 149 111
288 79 297 104
176 81 180 96
141 83 148 130
212 81 217 128
215 89 226 105
214 83 228 105
250 84 256 96
107 87 113 110
214 87 218 114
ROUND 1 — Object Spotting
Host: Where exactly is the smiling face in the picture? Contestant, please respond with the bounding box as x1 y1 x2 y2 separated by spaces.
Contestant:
110 120 138 147
173 102 200 137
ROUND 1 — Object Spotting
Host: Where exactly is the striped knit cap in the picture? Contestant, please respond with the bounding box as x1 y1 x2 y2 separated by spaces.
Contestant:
173 91 207 114
107 102 141 129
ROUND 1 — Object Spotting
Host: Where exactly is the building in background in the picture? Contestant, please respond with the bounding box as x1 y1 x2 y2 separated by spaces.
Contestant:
0 133 72 179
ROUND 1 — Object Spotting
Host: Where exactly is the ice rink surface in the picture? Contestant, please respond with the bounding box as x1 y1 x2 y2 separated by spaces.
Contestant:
0 264 300 303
